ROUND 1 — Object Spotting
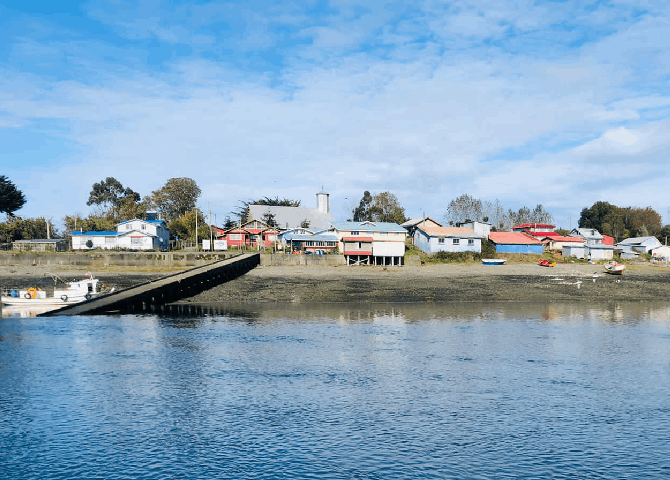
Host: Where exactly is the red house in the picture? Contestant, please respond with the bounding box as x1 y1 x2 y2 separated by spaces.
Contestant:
216 220 280 248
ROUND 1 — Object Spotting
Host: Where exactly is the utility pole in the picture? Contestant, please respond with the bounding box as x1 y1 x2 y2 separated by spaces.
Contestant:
195 208 198 251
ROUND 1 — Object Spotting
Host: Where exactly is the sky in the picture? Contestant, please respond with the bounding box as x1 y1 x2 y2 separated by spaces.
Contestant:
2 0 670 230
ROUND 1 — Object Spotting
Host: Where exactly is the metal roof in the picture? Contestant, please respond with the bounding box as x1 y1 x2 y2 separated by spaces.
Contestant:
570 228 603 239
617 236 660 245
281 233 338 242
330 221 406 233
72 231 118 236
248 205 334 230
489 232 542 245
417 226 482 238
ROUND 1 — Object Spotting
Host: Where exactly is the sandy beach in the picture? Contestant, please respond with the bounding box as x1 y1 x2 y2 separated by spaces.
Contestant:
2 261 670 304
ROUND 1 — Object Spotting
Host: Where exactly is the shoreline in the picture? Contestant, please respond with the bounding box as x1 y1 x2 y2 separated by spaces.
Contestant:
2 262 670 304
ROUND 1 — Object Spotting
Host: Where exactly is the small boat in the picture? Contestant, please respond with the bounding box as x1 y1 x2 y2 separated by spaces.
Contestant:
482 259 507 265
537 259 557 267
1 273 108 308
604 261 626 275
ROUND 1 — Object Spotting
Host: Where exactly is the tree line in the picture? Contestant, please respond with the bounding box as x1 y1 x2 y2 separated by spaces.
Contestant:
2 173 669 245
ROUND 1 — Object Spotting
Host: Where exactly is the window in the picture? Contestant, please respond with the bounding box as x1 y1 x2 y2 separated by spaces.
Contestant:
141 224 146 230
468 239 474 245
380 232 388 236
438 238 445 244
453 239 460 245
131 237 143 245
105 237 116 245
351 231 360 235
126 224 130 230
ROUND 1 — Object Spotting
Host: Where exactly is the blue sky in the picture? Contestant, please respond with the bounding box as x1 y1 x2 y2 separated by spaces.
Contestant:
2 0 670 229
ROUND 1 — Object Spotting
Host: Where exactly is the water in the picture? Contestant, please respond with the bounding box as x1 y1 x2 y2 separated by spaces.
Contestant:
2 302 670 479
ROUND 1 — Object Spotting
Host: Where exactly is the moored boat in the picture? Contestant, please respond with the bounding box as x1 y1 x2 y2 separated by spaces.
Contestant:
604 261 626 275
1 273 109 308
482 259 507 265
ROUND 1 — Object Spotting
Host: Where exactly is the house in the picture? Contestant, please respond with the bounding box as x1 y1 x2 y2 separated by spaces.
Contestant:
12 239 68 252
218 220 280 248
589 244 615 261
570 228 603 246
651 245 670 262
458 220 492 238
536 234 584 252
512 223 583 251
512 223 556 235
71 212 170 251
401 217 442 240
602 235 615 246
414 226 482 254
277 228 338 254
616 236 662 254
329 221 406 266
488 232 543 254
562 244 587 259
247 190 335 230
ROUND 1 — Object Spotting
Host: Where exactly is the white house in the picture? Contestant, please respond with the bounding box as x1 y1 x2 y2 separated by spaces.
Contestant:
616 236 662 254
570 228 603 246
414 226 482 254
329 221 406 266
71 212 170 251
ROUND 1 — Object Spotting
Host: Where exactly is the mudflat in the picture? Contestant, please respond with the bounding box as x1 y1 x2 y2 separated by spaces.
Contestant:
186 263 670 303
2 262 670 304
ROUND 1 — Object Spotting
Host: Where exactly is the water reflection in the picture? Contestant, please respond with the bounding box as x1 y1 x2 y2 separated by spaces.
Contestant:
1 302 669 478
155 300 670 326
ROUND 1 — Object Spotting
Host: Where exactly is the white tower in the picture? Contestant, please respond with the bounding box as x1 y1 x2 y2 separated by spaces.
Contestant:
316 188 330 214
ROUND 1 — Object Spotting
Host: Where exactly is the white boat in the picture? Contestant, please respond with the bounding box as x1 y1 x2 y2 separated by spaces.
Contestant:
482 259 507 265
1 273 108 308
604 261 626 275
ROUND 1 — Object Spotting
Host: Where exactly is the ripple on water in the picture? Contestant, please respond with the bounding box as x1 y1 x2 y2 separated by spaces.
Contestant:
1 305 670 478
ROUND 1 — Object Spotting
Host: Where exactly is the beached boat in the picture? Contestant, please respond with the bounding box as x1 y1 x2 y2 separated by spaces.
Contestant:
1 273 108 308
482 259 507 265
537 259 557 267
604 261 626 275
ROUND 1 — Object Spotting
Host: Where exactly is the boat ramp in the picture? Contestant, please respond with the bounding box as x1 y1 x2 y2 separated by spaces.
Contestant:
38 253 260 316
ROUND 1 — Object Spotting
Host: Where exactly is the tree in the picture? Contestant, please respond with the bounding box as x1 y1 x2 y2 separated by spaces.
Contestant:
446 194 483 224
151 177 201 223
0 175 26 216
0 216 58 243
87 177 140 219
370 191 407 223
352 191 374 222
351 191 407 223
261 210 278 227
579 202 662 241
223 216 237 230
169 209 208 245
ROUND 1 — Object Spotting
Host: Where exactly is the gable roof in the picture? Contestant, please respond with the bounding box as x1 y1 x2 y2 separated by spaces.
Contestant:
401 217 442 228
489 232 542 245
617 236 661 246
72 231 118 236
571 228 603 240
513 223 555 230
417 226 482 238
330 221 406 233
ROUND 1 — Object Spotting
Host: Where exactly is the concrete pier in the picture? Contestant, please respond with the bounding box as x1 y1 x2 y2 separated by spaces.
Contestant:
38 253 260 316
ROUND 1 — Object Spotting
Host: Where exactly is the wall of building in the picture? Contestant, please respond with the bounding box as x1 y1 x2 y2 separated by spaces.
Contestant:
495 244 543 254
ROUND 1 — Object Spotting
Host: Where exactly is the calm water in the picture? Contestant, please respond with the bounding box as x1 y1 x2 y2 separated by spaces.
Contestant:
2 302 670 479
